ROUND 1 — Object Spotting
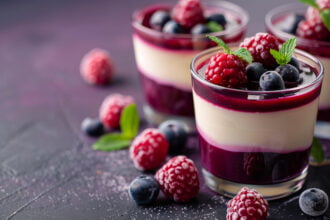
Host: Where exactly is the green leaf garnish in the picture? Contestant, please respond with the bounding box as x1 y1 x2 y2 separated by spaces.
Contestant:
92 133 131 151
120 104 140 139
207 21 224 33
299 0 318 8
320 9 330 31
206 35 231 54
270 37 297 65
311 137 325 163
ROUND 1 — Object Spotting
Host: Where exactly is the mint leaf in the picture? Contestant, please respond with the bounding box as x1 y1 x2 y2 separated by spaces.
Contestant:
311 137 325 163
321 9 330 31
207 21 223 33
206 35 231 54
299 0 318 8
93 133 131 151
120 104 140 139
270 49 283 64
270 37 297 65
233 48 253 64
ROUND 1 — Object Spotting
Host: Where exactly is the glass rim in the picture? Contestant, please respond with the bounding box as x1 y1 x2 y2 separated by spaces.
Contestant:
265 2 330 48
190 47 324 95
132 0 249 40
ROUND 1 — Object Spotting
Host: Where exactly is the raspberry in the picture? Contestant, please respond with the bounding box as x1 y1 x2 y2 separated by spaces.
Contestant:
205 53 248 88
240 33 280 69
297 19 330 41
172 0 204 29
99 94 134 129
155 156 199 202
80 48 114 85
227 187 269 220
305 0 330 22
130 128 169 171
317 0 330 10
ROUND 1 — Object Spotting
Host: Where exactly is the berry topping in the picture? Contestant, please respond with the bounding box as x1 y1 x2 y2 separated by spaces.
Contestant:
150 10 171 31
259 71 285 91
99 94 134 129
297 19 330 41
299 188 329 216
206 13 227 27
158 120 188 154
226 187 268 220
80 48 114 85
163 20 185 34
191 23 211 34
289 57 301 71
240 33 280 68
172 0 204 29
130 128 169 171
281 14 305 34
275 64 300 82
246 62 267 82
155 156 199 202
81 117 104 137
129 175 160 205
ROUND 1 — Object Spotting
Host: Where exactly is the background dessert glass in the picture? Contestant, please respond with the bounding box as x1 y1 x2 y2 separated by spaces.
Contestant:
132 0 248 131
191 47 324 200
265 3 330 165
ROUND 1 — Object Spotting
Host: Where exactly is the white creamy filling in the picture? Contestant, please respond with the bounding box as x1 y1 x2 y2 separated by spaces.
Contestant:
318 57 330 109
193 91 319 153
133 34 200 91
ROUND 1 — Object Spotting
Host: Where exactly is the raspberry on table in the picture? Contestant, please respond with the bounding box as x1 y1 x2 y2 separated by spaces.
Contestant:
172 0 204 29
80 48 114 85
227 187 268 220
99 94 134 129
297 19 330 41
155 155 200 202
240 33 280 69
130 128 169 171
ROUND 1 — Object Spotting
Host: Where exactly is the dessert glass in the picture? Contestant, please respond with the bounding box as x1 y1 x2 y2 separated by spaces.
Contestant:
191 47 324 200
132 0 248 131
266 3 330 165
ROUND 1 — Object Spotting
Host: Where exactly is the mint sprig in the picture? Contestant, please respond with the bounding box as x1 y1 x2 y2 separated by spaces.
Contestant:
311 137 325 163
207 21 223 33
93 103 140 151
270 37 297 65
206 35 252 64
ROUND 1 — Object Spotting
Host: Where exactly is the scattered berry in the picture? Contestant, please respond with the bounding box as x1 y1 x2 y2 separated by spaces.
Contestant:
206 13 227 27
80 48 114 85
155 156 199 202
81 117 104 137
289 57 301 72
150 10 171 31
281 14 305 34
259 71 285 91
158 120 188 154
191 23 211 34
130 128 169 171
163 20 185 34
129 175 160 205
246 62 267 82
99 94 134 129
297 19 330 41
227 187 268 220
299 188 329 217
275 64 300 82
240 33 280 68
172 0 204 29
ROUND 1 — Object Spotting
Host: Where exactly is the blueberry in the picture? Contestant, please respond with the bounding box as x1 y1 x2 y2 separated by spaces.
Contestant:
81 117 104 137
162 20 185 34
129 175 160 205
275 64 300 82
259 71 285 91
289 57 301 72
150 10 171 31
158 120 188 154
206 13 227 27
246 62 267 82
191 24 211 34
299 188 329 216
281 14 305 34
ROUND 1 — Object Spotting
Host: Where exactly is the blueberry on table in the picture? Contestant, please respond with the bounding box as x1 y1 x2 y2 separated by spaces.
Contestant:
275 64 300 82
81 117 104 137
162 20 185 34
150 10 171 31
299 188 329 216
246 62 267 82
158 120 188 154
129 175 160 205
289 57 301 72
259 71 285 91
281 14 305 34
206 13 227 27
191 24 211 34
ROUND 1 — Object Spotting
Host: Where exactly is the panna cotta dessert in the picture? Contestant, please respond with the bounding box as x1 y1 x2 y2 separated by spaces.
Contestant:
132 0 248 128
191 33 324 199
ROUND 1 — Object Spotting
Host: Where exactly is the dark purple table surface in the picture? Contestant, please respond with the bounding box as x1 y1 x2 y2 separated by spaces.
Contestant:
0 0 329 219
